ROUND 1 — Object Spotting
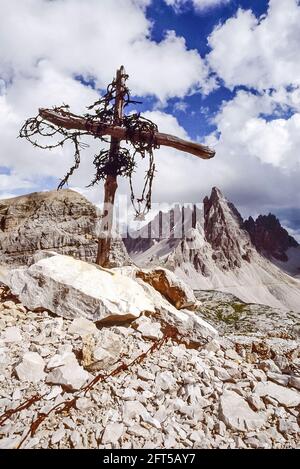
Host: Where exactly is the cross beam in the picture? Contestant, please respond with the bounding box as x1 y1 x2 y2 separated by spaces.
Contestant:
39 108 215 160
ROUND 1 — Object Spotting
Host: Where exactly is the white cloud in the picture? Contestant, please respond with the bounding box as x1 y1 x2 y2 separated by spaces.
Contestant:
208 0 300 91
0 65 100 183
201 90 300 213
212 90 300 170
120 93 300 221
0 173 32 191
173 101 189 113
0 0 212 102
0 0 215 199
165 0 230 13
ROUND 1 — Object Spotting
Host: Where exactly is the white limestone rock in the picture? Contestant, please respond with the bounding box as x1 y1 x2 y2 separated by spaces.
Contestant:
266 372 289 386
141 414 161 429
289 376 300 391
7 255 218 345
205 339 221 353
102 423 124 445
15 352 46 383
136 320 163 340
68 318 98 336
12 389 22 401
76 397 93 411
45 386 62 400
254 382 300 408
247 395 265 411
51 428 66 445
0 437 22 449
46 362 90 391
8 255 156 322
156 371 177 391
225 349 242 362
47 351 77 370
219 391 267 432
122 401 149 421
2 326 22 343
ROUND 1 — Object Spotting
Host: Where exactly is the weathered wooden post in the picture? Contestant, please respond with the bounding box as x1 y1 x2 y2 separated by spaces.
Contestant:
96 66 126 266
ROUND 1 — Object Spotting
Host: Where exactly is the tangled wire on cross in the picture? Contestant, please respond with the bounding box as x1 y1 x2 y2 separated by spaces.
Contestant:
19 74 159 218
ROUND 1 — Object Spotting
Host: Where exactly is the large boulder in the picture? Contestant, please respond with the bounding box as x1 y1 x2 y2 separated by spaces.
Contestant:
6 254 217 344
8 254 155 323
136 267 196 310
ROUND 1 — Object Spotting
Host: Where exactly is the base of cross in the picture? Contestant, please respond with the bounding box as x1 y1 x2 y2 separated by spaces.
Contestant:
97 235 133 268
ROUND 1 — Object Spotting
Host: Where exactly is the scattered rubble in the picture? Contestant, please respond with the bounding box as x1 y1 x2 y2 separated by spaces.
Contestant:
0 284 299 449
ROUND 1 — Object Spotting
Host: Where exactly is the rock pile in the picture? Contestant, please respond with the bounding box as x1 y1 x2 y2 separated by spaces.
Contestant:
0 282 299 449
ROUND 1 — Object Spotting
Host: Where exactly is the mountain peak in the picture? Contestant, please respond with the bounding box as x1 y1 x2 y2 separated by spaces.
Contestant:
203 186 225 207
211 186 225 200
243 213 298 261
203 187 252 270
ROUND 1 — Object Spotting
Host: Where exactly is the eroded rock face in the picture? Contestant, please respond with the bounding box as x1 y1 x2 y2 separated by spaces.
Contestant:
127 188 300 312
203 187 253 270
136 267 196 310
243 214 298 261
0 189 132 268
0 189 99 266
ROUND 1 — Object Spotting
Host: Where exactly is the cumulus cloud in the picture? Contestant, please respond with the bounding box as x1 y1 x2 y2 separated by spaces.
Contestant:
208 0 300 91
0 0 215 199
202 90 300 215
0 65 100 187
165 0 230 13
0 0 212 101
212 90 300 170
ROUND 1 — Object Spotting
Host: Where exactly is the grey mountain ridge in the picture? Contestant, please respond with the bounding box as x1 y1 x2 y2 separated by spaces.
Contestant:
126 187 300 312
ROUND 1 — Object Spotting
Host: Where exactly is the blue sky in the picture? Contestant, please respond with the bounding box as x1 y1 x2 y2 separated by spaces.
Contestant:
147 0 267 138
0 0 300 238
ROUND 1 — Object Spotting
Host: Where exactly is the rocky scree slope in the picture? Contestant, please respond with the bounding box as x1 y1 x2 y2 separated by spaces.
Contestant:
0 285 299 449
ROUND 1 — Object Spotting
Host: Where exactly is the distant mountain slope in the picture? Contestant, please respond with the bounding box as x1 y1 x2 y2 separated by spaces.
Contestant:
127 187 300 312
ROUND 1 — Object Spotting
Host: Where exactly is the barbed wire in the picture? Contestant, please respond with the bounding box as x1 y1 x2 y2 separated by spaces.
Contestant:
19 74 159 218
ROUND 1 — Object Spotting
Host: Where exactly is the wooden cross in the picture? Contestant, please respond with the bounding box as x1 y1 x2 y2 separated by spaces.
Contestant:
36 66 215 267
